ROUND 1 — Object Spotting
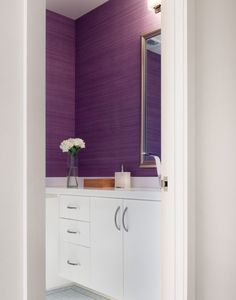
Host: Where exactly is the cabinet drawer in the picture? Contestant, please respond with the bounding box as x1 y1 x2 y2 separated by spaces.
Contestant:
60 195 90 221
60 219 90 247
59 242 90 286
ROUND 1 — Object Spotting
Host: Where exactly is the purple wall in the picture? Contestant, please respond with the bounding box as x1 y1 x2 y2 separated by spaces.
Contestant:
46 10 76 177
75 0 161 177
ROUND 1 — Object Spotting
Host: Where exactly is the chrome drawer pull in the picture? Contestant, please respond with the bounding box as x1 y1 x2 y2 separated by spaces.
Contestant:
67 260 80 266
67 205 78 209
67 230 79 234
114 206 121 231
122 207 129 232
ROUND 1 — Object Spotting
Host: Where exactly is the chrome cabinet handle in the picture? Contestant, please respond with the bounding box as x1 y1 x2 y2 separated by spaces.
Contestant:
114 206 121 231
67 230 79 234
67 260 80 266
122 207 129 232
67 205 78 209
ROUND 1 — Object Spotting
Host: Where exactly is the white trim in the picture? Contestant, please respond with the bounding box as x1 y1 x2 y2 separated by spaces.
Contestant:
174 0 188 297
22 1 46 299
23 0 28 299
161 0 193 299
186 0 196 299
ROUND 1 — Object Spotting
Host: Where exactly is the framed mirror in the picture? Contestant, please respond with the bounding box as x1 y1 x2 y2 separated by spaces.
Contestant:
140 29 161 167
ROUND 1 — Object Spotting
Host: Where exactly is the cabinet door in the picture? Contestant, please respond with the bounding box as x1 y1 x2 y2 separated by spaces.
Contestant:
91 197 123 300
123 200 161 300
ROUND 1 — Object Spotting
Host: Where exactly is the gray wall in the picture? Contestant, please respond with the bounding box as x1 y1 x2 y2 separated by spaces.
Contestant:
195 0 236 299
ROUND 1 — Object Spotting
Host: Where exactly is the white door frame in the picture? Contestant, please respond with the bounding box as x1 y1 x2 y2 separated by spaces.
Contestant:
21 0 194 299
161 0 195 300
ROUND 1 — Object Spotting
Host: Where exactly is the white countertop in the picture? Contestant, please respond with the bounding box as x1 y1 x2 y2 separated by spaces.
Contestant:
46 187 161 201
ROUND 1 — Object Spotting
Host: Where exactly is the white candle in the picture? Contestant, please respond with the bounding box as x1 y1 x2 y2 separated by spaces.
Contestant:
115 172 131 189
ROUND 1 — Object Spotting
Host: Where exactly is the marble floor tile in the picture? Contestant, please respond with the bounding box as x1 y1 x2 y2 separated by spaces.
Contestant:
46 286 108 300
47 288 94 300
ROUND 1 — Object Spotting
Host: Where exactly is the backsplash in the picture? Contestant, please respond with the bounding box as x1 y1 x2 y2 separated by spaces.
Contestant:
46 177 160 189
46 0 161 177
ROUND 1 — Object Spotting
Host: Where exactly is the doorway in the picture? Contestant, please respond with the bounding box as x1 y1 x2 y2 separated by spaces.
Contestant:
23 0 192 299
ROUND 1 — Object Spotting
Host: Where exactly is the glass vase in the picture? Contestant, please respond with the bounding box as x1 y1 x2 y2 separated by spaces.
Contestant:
67 153 78 188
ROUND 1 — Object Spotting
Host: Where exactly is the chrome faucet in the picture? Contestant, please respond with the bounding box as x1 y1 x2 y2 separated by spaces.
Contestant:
143 152 161 178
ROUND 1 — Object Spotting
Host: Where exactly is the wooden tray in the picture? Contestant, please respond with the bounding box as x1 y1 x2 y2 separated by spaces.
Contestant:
84 178 115 188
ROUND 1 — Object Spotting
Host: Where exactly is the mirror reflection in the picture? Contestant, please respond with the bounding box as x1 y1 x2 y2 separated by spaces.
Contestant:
141 30 161 167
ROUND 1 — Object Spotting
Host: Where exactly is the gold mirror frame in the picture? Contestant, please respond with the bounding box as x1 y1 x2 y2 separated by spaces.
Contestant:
140 29 161 168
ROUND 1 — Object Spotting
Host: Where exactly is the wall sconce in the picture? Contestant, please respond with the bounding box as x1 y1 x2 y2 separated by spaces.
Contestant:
148 0 161 13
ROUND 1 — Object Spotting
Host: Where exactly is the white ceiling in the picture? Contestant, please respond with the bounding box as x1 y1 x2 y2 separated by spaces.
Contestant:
46 0 110 20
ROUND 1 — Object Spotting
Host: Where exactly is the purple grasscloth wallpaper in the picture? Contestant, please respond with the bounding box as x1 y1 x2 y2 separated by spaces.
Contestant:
46 1 161 177
75 0 161 177
46 10 76 177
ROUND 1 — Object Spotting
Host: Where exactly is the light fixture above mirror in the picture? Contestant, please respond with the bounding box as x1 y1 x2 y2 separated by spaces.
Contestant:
148 0 161 14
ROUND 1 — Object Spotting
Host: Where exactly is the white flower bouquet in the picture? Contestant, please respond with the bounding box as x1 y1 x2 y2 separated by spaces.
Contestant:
60 138 85 156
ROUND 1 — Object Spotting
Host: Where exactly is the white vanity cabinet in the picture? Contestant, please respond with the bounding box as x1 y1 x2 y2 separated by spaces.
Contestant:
58 194 91 287
123 200 160 300
90 197 160 300
91 197 123 300
47 188 161 300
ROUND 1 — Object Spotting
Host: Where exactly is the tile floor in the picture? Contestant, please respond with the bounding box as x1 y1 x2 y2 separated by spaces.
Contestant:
47 286 109 300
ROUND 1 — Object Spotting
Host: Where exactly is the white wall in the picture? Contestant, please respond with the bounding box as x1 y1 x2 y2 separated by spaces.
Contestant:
195 1 236 299
26 0 45 299
0 1 45 300
0 1 24 299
